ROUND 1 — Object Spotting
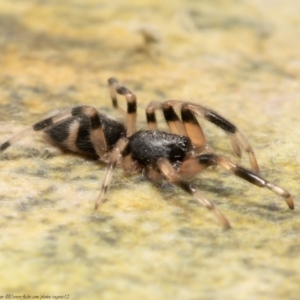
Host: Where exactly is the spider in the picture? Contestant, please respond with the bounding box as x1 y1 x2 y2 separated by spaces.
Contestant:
0 78 294 229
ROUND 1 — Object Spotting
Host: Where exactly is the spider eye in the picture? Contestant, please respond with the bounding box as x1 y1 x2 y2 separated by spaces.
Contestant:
169 147 185 161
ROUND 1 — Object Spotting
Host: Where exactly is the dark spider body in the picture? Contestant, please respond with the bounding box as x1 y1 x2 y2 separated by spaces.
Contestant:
46 115 192 167
128 130 193 166
0 77 294 229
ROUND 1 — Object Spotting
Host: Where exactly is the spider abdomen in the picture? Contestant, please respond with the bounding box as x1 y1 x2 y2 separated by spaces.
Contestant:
128 130 193 166
45 113 126 156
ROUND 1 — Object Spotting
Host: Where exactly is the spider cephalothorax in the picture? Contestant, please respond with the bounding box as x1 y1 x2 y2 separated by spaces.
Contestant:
0 78 294 229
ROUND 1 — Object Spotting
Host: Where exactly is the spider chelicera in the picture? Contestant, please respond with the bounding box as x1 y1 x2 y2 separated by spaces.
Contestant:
0 78 294 229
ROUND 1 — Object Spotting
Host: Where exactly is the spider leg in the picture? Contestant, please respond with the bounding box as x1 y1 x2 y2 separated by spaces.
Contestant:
145 165 164 184
180 153 294 210
121 142 141 174
0 108 74 152
108 79 126 116
179 102 210 151
182 102 259 172
157 157 231 230
145 101 159 130
0 106 109 159
94 137 129 210
108 78 137 137
70 106 108 159
145 101 187 136
178 154 216 178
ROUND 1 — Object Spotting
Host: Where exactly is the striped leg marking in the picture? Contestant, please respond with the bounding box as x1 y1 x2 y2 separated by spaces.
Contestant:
71 106 108 158
145 101 161 130
187 153 294 210
145 101 188 136
157 157 231 230
108 78 137 137
0 109 74 153
215 155 294 210
185 103 259 172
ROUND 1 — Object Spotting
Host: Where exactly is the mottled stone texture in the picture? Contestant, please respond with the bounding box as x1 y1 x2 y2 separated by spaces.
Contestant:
0 0 299 299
